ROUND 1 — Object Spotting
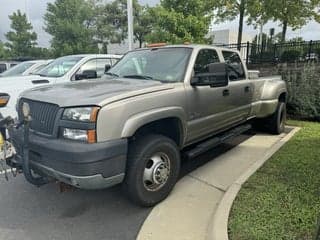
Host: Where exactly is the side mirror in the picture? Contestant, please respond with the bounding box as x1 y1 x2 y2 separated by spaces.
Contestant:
0 93 10 108
191 63 228 88
105 64 111 73
75 70 98 80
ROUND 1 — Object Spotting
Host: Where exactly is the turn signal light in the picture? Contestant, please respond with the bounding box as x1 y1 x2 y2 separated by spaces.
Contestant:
87 130 97 144
0 94 10 107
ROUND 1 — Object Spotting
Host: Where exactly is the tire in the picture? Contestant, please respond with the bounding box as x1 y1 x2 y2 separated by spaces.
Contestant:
123 134 180 207
267 102 286 134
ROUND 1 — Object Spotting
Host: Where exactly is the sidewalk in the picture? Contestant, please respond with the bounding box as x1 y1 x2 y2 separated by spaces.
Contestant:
137 128 299 240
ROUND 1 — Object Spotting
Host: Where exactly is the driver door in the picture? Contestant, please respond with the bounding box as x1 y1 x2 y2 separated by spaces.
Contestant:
186 49 230 143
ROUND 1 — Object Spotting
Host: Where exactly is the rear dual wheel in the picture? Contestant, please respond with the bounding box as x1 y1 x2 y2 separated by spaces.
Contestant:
123 134 180 207
254 101 286 135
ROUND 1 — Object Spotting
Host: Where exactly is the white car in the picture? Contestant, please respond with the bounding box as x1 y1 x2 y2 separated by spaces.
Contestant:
0 61 19 73
0 60 52 77
0 54 122 118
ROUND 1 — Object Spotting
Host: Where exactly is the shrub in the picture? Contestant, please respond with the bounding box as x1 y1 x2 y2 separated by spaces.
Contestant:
281 62 320 120
280 50 301 62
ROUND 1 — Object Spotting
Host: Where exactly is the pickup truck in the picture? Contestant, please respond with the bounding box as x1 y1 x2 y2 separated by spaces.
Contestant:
0 54 122 118
8 45 287 206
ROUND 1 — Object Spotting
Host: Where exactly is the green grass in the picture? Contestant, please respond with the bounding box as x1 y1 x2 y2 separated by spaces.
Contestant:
229 121 320 240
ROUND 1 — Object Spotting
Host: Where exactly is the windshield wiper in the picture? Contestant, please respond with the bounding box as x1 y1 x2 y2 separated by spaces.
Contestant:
123 74 154 80
105 72 119 77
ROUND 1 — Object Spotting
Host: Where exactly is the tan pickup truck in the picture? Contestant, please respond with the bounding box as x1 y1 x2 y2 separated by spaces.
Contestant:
7 44 287 206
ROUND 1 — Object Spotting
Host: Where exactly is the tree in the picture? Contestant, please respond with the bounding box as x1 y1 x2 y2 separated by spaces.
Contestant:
5 10 37 57
44 0 98 56
134 6 154 48
95 0 131 53
266 0 320 42
213 0 259 48
95 0 149 52
146 0 213 44
0 41 10 59
246 0 271 28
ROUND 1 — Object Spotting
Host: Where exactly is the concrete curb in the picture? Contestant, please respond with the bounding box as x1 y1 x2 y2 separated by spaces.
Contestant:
207 127 301 240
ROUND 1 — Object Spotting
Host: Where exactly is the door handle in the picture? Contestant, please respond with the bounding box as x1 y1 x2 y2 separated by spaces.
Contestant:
32 80 50 84
222 89 230 97
244 86 251 93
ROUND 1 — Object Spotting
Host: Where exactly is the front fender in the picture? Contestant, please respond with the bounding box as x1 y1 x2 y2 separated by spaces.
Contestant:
121 106 187 143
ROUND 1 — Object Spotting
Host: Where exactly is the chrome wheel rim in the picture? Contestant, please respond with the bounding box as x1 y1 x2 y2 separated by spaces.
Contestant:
143 152 171 192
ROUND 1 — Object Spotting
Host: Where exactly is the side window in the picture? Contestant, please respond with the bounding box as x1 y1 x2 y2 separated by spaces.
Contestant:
111 58 120 65
222 51 246 81
76 58 112 78
0 64 7 73
96 58 112 76
194 49 220 74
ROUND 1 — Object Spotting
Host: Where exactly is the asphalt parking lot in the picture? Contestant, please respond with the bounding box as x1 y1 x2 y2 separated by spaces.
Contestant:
0 132 253 240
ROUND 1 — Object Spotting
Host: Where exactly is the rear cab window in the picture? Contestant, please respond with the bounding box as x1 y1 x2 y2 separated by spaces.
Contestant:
222 51 246 81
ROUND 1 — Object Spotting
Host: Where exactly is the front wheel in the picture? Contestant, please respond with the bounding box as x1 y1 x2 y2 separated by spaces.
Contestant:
123 134 180 207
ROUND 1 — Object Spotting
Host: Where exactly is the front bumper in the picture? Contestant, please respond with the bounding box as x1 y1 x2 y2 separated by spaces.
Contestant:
9 128 128 189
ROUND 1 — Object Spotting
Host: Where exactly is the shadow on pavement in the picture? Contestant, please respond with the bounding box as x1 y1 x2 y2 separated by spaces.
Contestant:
180 131 255 178
0 131 255 240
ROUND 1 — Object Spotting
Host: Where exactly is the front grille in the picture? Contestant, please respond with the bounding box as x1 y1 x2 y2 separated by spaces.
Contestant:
18 99 60 135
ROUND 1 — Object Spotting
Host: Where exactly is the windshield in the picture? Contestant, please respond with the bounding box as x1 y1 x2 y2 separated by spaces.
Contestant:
0 62 35 77
37 56 83 77
105 47 192 83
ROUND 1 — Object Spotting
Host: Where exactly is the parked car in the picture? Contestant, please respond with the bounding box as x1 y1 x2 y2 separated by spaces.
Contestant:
8 45 287 206
0 54 122 118
305 53 319 61
0 61 19 73
0 60 52 77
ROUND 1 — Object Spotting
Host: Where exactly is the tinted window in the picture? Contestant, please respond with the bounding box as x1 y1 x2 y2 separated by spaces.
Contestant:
222 51 246 81
0 64 7 73
194 49 220 74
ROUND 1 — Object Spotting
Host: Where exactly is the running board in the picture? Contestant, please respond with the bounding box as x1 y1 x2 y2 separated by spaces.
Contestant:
184 124 251 159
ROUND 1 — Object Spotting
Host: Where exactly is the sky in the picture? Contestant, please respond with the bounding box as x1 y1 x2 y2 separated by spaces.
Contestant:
0 0 319 47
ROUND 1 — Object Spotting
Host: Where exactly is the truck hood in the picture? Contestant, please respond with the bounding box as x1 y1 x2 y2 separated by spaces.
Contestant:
21 78 172 107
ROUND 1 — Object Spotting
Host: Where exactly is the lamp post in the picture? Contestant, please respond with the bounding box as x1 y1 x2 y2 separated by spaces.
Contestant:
127 0 134 51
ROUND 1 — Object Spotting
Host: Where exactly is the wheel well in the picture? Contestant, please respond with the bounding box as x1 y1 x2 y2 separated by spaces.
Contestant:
279 92 287 103
132 118 184 148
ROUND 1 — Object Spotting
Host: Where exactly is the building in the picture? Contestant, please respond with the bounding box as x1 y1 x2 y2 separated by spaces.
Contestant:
208 29 253 45
108 40 140 55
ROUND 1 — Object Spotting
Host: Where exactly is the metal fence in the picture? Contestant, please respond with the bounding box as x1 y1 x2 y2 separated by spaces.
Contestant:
215 40 320 64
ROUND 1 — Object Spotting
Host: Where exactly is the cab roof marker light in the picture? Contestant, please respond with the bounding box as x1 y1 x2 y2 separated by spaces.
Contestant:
146 43 167 48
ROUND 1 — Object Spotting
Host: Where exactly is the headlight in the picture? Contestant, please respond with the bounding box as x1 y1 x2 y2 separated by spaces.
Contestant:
62 128 96 143
22 102 31 118
62 107 99 122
